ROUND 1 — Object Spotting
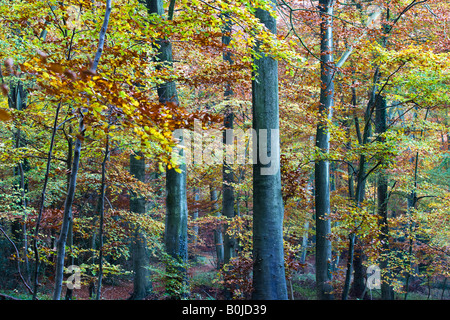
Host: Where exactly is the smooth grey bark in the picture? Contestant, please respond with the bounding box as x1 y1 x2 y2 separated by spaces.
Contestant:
342 96 374 300
9 80 31 287
33 102 61 300
211 186 224 268
222 111 236 265
314 0 334 300
145 0 188 298
164 150 188 298
53 0 111 300
404 109 429 299
53 116 83 300
342 69 379 300
300 220 309 264
192 187 199 247
129 152 152 300
251 1 288 300
63 126 74 300
375 94 394 300
95 136 110 300
221 14 236 266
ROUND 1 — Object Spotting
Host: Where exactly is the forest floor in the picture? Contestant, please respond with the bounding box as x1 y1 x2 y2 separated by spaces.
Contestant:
1 253 449 300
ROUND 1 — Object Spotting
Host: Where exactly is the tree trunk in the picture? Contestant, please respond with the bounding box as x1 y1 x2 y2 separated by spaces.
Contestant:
32 102 61 300
192 187 199 248
251 0 288 300
53 119 83 300
95 136 110 300
404 145 420 299
222 12 236 266
145 0 188 299
53 0 111 299
64 126 74 300
375 94 394 300
210 186 224 268
165 153 188 298
9 80 31 286
223 111 236 265
314 0 334 300
342 78 378 300
129 152 152 300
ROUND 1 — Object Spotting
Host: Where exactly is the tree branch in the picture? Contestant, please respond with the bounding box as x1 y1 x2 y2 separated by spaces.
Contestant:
0 226 34 295
91 0 112 73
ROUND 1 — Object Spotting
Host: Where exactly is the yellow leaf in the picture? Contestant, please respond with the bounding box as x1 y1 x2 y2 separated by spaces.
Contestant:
0 109 12 121
48 62 64 74
130 98 139 107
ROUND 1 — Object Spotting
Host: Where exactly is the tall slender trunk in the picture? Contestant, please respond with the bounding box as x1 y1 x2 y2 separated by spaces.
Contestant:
53 115 84 300
223 110 236 265
52 0 111 299
145 0 188 298
404 109 428 299
32 102 61 300
64 126 74 300
9 81 30 285
165 153 188 298
192 187 199 248
375 94 394 300
129 152 152 300
211 186 224 268
222 14 236 266
251 0 287 300
314 0 334 300
95 136 110 300
342 90 374 300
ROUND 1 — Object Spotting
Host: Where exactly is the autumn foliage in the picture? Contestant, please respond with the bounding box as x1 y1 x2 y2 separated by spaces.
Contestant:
0 0 449 301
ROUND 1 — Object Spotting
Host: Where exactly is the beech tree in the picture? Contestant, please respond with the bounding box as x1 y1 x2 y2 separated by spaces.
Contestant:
0 0 449 303
251 0 288 300
314 0 334 300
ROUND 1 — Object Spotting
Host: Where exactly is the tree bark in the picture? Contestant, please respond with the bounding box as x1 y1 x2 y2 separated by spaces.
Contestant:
145 0 188 298
223 111 236 264
342 76 377 300
210 186 224 268
33 102 61 300
129 152 152 300
222 11 236 267
314 0 334 300
375 94 394 300
52 0 111 300
192 187 199 248
53 116 83 300
95 135 110 300
251 0 288 300
164 153 188 298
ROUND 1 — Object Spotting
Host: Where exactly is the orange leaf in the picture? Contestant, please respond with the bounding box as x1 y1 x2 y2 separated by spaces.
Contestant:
48 62 64 74
0 109 12 121
36 50 48 63
64 69 76 80
1 84 8 96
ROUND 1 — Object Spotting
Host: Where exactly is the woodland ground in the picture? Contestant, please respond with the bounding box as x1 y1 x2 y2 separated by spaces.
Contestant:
1 253 449 300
